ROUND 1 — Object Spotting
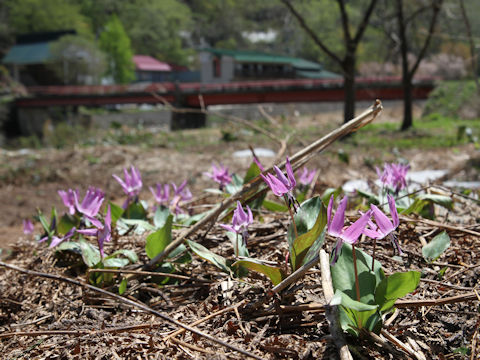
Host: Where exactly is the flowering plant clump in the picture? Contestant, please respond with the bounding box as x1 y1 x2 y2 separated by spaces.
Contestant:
220 201 253 257
376 162 410 194
113 166 143 208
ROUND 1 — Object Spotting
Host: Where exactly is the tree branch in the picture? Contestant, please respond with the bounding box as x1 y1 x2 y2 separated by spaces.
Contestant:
352 0 378 45
280 0 344 68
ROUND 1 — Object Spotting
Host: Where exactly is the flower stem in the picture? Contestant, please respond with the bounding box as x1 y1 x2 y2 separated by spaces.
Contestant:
235 233 239 258
285 196 298 239
352 244 361 302
371 238 376 271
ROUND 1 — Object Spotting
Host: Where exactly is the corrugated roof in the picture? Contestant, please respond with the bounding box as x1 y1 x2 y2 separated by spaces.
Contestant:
2 42 52 65
296 69 341 79
133 55 171 72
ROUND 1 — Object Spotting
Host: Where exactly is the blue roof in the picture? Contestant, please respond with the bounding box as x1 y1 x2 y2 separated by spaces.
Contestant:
2 42 52 65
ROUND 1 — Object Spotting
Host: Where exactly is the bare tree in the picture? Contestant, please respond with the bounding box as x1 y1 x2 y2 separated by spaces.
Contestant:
281 0 378 124
395 0 443 130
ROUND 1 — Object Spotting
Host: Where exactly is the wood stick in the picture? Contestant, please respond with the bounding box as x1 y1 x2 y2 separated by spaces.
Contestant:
86 268 211 283
0 261 263 360
320 249 353 360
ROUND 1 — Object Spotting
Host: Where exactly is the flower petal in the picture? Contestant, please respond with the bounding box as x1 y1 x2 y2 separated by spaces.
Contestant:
388 195 400 228
370 204 394 238
341 210 372 244
328 196 347 237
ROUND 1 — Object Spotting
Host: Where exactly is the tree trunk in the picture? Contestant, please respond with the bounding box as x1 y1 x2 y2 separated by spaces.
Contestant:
343 55 356 123
401 74 413 131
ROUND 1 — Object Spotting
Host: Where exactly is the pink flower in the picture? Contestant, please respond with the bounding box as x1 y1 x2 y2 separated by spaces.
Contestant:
298 167 317 187
204 163 232 190
150 183 170 207
220 201 253 242
58 189 78 215
77 205 112 258
113 166 142 208
260 157 298 210
170 180 192 215
376 163 410 193
327 195 373 264
369 195 403 255
23 219 34 234
74 187 105 218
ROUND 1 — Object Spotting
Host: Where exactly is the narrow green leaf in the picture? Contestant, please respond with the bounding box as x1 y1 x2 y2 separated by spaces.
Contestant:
422 231 451 262
401 198 427 215
123 202 147 220
321 187 342 205
244 161 261 184
233 258 286 285
226 232 249 257
108 249 139 263
118 278 127 295
37 210 51 234
145 214 173 259
109 201 124 223
262 199 288 212
331 290 378 311
375 271 421 313
57 214 77 235
356 189 380 205
187 240 230 273
225 174 243 195
122 219 156 232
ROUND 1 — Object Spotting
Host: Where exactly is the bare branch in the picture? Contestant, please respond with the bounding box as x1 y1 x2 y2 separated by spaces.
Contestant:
337 0 352 42
352 0 378 45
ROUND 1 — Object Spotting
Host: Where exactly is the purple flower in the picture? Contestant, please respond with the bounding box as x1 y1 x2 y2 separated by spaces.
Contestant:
376 163 410 193
298 167 317 187
327 195 373 264
220 201 253 242
74 187 105 218
170 180 192 215
77 205 112 258
58 189 78 215
204 163 232 190
150 183 170 207
370 195 403 255
23 219 34 234
49 227 76 248
113 166 143 207
260 157 298 210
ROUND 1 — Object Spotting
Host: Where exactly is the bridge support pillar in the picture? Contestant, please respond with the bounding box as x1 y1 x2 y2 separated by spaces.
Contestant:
170 108 206 130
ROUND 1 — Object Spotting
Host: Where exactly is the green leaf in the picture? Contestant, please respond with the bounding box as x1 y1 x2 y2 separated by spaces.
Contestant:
244 161 261 184
153 206 170 229
331 289 378 312
233 258 286 285
123 202 147 220
118 278 127 295
108 249 139 263
37 210 51 234
109 201 124 223
168 244 192 264
187 240 231 274
356 189 380 205
422 231 451 262
321 187 342 204
176 208 214 226
375 271 421 313
290 203 327 270
287 196 326 270
78 239 101 267
57 213 77 235
145 214 173 259
401 198 427 215
262 199 288 212
122 219 156 232
103 257 130 268
225 174 243 195
331 243 385 306
417 194 454 210
226 231 249 257
56 241 81 254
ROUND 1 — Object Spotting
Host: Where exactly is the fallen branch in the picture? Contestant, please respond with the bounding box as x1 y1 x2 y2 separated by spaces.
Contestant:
319 249 353 360
0 261 263 360
399 216 480 237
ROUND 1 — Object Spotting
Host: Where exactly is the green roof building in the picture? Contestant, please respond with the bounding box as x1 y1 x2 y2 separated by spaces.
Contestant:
199 48 340 83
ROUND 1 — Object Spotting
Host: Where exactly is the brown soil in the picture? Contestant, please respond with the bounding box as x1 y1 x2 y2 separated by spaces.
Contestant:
1 103 479 359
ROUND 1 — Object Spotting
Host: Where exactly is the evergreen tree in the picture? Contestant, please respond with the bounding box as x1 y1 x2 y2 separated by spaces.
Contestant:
99 15 134 84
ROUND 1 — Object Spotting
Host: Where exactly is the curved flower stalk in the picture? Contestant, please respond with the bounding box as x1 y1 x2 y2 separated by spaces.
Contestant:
327 195 372 265
77 205 112 257
204 162 232 190
369 195 403 256
112 166 143 208
220 201 253 256
376 162 410 194
74 187 105 218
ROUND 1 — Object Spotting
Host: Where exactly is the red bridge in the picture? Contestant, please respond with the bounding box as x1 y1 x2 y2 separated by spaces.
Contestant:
16 76 435 108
